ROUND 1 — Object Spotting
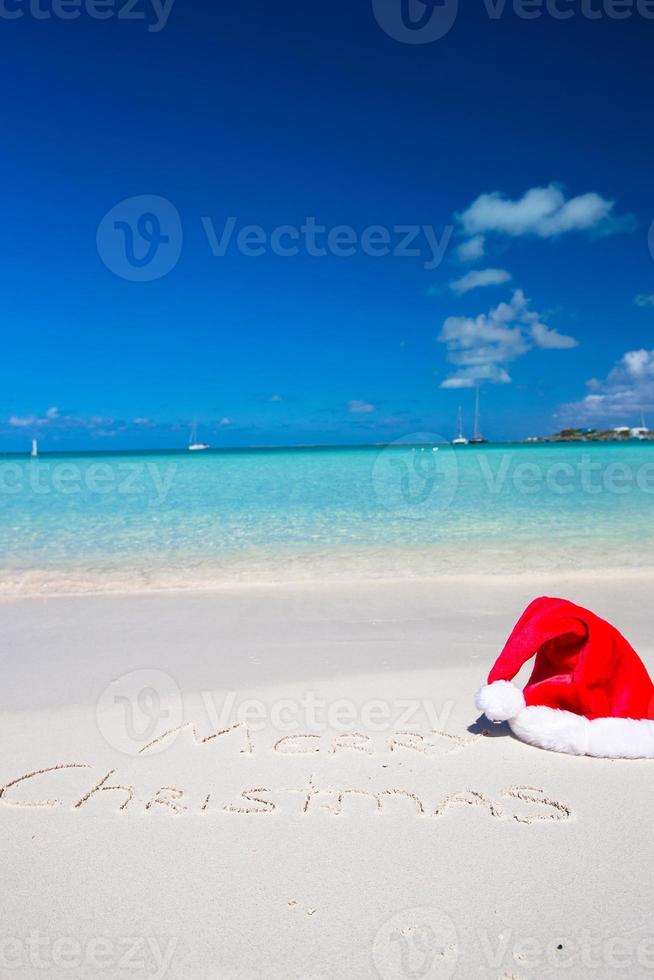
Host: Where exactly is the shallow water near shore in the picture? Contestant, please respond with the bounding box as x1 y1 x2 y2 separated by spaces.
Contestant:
2 441 653 594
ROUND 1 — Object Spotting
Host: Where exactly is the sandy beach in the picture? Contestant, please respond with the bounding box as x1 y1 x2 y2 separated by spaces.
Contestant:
2 572 653 978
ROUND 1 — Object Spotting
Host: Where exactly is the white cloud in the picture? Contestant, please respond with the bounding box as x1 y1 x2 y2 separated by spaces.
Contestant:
558 349 654 424
438 290 577 388
269 394 283 402
450 268 512 295
635 294 654 308
348 399 376 414
458 185 624 241
456 235 485 261
3 410 145 436
440 365 512 389
219 417 232 426
530 322 578 350
10 406 62 427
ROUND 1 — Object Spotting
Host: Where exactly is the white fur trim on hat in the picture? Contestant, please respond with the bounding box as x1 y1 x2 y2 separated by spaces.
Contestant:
475 680 654 759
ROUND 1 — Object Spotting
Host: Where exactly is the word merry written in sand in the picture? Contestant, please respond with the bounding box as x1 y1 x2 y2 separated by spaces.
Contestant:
138 722 481 756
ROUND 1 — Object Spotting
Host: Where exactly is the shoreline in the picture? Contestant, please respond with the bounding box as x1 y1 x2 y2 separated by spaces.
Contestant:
1 561 654 600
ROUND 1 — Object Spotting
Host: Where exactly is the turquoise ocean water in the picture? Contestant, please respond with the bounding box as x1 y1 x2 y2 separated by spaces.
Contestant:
1 442 653 593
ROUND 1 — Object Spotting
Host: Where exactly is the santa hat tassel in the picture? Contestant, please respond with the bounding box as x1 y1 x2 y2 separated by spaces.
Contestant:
476 680 654 759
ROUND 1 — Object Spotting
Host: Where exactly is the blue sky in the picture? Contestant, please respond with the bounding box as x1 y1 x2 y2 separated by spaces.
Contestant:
1 0 654 449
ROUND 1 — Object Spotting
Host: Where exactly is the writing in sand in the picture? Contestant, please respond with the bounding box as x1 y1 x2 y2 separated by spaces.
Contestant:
0 725 573 824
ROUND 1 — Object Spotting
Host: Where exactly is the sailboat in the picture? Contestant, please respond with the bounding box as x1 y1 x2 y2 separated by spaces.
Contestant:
451 405 468 446
632 411 649 440
31 439 38 458
188 419 210 452
469 386 488 444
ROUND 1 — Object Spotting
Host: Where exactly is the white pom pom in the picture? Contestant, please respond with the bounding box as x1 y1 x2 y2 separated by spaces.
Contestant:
475 680 526 723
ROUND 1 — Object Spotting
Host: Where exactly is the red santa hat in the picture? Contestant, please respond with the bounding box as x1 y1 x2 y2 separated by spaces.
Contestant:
475 596 654 758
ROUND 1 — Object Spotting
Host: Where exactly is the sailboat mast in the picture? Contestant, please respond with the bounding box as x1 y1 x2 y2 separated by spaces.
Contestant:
474 386 481 440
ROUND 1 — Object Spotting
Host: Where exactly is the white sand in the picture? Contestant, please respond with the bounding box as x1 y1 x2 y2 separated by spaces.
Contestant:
2 573 654 978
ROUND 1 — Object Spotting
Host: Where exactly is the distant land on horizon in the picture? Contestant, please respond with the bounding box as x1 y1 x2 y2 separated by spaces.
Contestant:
530 426 654 443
